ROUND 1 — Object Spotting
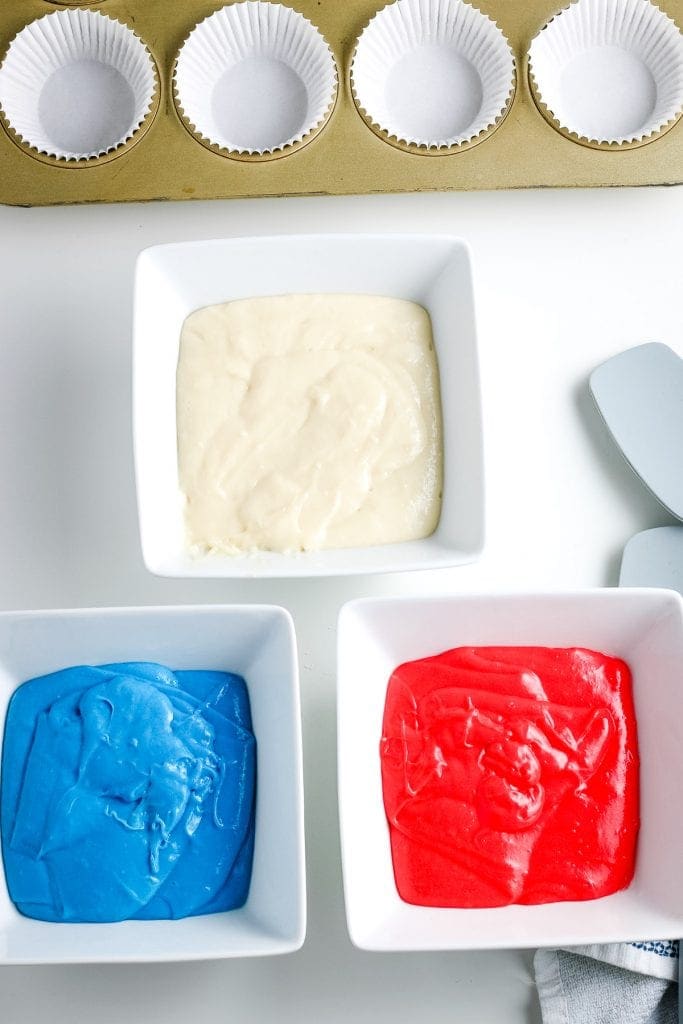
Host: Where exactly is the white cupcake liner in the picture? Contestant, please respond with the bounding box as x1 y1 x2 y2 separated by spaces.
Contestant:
350 0 515 150
528 0 683 146
0 10 157 161
174 2 338 156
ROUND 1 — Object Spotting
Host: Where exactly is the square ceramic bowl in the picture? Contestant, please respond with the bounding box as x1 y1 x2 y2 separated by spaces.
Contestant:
133 233 483 577
0 605 304 964
337 588 683 951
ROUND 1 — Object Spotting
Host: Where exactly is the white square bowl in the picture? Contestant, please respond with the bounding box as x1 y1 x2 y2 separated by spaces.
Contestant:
337 588 683 951
0 605 305 964
133 233 483 577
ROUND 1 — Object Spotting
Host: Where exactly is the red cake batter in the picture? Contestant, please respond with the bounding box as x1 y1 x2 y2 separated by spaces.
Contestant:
380 646 639 908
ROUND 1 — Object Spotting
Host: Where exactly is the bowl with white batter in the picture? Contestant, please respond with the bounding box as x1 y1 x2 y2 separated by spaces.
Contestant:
133 234 484 577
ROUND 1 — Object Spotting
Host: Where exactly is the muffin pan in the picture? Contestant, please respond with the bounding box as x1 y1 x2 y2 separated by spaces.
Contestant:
0 0 682 206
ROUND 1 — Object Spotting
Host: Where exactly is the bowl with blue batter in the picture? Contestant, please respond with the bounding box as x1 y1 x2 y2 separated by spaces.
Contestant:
0 604 304 963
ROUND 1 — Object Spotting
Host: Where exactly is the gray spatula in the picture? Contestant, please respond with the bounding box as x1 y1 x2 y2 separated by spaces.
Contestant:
590 343 683 521
620 526 683 595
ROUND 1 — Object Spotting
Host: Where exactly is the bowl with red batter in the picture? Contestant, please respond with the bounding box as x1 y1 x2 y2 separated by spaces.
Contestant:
337 588 683 951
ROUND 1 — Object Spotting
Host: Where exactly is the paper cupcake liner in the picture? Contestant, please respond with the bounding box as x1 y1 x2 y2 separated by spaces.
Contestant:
174 2 338 157
350 0 515 150
0 10 157 161
528 0 683 146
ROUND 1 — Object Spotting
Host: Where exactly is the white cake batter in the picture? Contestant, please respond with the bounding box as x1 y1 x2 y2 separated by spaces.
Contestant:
176 294 443 554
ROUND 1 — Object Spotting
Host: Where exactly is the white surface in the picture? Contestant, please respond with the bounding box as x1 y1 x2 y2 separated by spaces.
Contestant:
134 234 483 576
0 184 682 1021
338 589 683 951
0 605 304 964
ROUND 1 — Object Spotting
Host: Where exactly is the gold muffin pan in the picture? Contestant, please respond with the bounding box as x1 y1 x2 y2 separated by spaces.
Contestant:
0 0 681 207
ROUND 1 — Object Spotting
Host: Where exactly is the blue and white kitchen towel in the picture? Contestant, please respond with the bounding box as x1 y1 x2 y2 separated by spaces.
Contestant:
534 941 678 1023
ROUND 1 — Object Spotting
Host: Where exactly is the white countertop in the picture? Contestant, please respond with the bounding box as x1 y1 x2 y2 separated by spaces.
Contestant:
0 185 680 1023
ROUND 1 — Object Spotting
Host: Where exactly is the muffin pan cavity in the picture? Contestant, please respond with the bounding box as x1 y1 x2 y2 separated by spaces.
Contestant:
174 2 337 158
529 0 683 148
0 9 157 163
351 0 515 152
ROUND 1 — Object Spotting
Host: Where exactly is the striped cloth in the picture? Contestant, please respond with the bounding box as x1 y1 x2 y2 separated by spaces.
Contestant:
534 941 678 1024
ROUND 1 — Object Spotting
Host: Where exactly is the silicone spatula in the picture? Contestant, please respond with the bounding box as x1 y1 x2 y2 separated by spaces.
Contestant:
620 526 683 595
589 343 683 521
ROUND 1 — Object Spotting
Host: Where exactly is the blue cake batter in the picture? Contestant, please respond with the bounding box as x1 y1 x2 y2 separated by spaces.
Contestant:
0 662 256 923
